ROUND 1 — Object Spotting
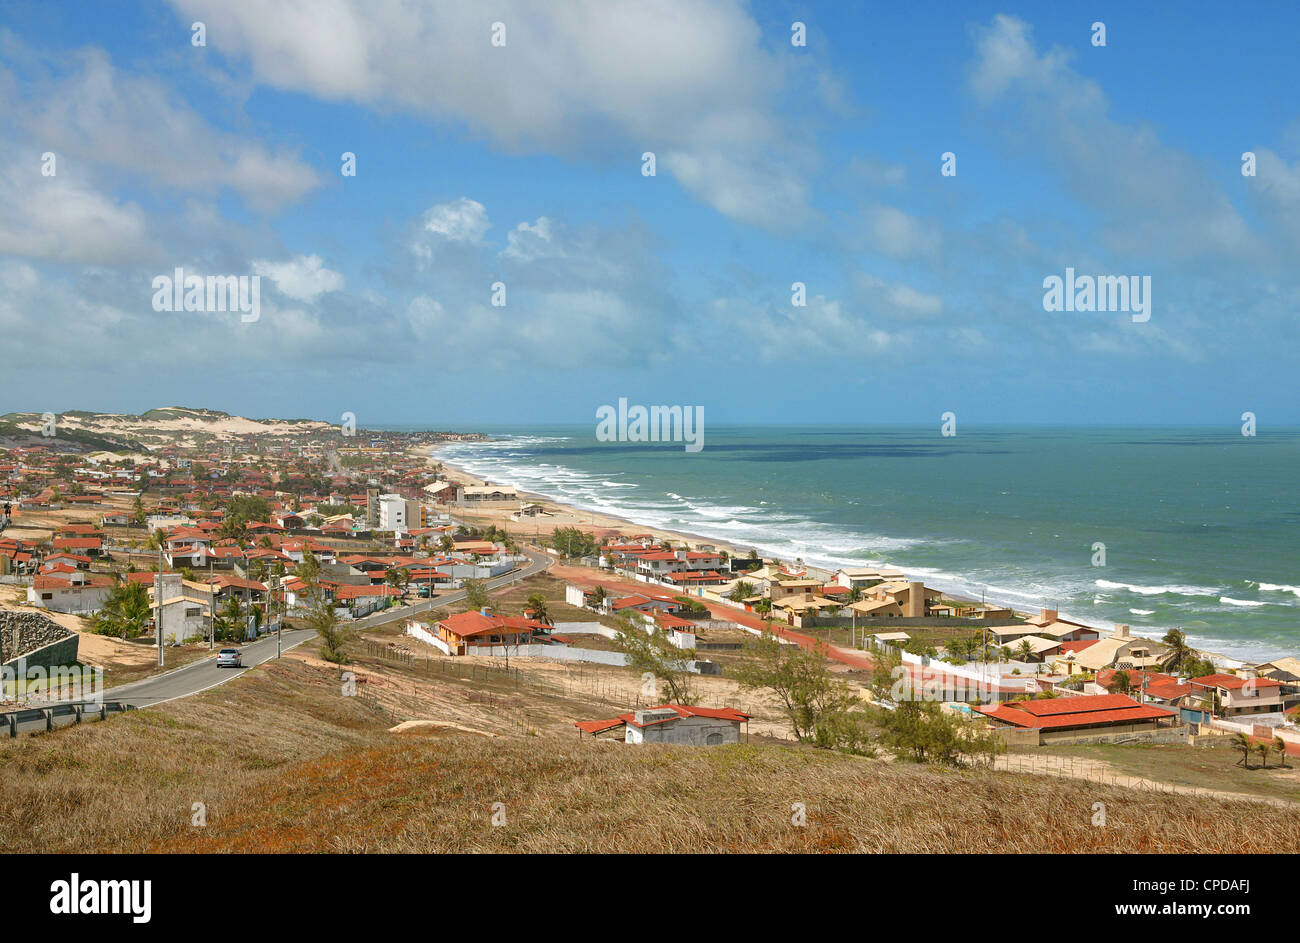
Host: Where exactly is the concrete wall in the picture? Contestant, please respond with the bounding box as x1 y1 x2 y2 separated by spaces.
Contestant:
471 644 629 667
627 715 741 746
0 610 78 668
1039 723 1190 746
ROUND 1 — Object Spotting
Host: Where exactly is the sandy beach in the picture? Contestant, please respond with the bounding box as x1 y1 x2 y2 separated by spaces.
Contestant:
424 446 768 563
423 444 1254 668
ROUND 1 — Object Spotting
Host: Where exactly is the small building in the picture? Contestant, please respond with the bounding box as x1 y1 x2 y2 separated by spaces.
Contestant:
575 704 751 745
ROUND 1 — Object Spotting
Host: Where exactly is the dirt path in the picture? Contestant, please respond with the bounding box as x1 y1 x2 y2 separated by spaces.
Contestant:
993 752 1298 807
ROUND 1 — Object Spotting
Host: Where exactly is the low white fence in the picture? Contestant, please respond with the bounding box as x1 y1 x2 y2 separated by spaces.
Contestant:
550 621 620 640
471 644 628 666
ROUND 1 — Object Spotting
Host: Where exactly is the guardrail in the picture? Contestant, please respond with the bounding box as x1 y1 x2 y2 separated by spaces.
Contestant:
1 700 136 737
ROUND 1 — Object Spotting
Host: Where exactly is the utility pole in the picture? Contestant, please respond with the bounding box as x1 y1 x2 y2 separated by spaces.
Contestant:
274 575 282 658
208 557 215 650
155 546 163 667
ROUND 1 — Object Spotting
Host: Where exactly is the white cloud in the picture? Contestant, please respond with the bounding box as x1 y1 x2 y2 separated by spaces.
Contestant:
720 294 901 363
166 0 817 227
8 47 322 211
864 205 941 260
0 165 152 265
966 14 1254 261
502 217 559 262
420 198 491 245
252 254 345 302
854 273 944 320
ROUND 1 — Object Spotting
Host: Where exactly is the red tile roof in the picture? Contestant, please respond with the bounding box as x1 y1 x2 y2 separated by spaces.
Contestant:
976 693 1175 729
437 610 549 639
1192 673 1283 691
575 703 751 735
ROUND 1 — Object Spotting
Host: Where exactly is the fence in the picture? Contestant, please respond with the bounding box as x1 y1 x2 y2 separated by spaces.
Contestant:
359 640 751 715
1 700 135 738
992 750 1286 803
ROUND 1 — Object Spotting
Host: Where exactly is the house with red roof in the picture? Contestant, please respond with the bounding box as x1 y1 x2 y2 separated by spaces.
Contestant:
27 571 115 613
575 704 751 745
976 693 1178 743
429 610 549 656
1190 673 1286 718
51 536 102 557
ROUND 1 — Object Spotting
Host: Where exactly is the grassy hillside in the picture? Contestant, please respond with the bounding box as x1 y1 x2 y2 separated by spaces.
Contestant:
1 647 1296 854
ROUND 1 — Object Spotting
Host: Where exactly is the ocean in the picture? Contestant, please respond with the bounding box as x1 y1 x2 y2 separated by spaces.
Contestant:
433 425 1300 663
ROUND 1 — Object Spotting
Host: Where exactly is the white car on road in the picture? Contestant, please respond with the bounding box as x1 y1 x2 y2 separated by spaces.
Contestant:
216 648 243 668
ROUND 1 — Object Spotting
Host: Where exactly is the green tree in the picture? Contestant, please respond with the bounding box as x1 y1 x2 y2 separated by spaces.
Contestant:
525 592 552 626
297 548 351 663
733 630 859 745
1159 628 1195 674
214 595 247 642
463 579 492 613
91 581 152 640
548 526 597 560
876 701 1003 766
613 615 696 705
1232 732 1253 768
728 580 757 603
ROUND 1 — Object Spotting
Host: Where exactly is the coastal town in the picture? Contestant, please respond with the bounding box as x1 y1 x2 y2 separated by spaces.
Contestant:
3 407 1299 805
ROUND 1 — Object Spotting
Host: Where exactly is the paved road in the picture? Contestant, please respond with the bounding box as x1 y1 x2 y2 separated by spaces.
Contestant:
107 547 550 704
2 546 554 735
1 628 315 736
0 547 554 737
351 545 553 630
106 628 319 709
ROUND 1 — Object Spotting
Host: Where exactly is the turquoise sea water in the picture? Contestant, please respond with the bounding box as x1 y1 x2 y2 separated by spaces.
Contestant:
433 425 1300 662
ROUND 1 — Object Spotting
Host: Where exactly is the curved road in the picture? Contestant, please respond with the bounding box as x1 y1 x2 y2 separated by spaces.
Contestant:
5 547 553 732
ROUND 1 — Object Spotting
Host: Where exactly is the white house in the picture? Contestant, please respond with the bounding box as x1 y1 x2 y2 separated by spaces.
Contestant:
28 572 115 613
575 704 750 745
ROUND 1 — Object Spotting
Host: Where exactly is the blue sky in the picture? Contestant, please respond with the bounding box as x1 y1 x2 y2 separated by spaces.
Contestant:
0 1 1297 427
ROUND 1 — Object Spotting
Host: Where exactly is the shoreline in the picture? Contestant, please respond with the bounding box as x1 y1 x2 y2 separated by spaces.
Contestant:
425 443 1251 669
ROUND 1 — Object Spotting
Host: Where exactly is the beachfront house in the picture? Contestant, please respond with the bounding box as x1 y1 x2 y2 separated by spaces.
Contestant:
1190 673 1286 718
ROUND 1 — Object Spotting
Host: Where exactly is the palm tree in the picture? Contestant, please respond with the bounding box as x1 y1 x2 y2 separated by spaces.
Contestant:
1015 639 1035 663
525 593 552 626
590 585 609 611
1160 628 1194 673
728 580 757 603
1257 741 1270 769
1232 732 1253 768
92 581 153 640
1274 736 1290 768
1112 670 1132 695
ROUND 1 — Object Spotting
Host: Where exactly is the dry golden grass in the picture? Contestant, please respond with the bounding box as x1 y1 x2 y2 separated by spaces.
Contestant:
3 646 1299 854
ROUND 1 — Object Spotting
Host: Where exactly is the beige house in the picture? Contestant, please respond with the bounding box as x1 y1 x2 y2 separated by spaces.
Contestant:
1191 673 1287 717
850 598 903 617
1065 624 1167 675
1254 657 1300 683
